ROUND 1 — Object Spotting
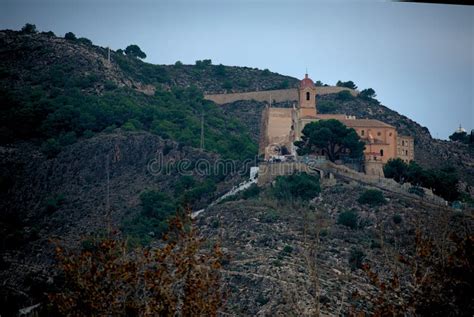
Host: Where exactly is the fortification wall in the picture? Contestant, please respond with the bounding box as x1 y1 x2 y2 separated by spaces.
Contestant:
204 86 357 105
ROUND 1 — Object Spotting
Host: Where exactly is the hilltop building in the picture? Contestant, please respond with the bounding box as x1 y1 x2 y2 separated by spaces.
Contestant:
258 74 415 176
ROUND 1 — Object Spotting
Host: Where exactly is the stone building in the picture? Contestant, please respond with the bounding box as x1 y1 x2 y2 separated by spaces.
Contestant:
259 74 415 176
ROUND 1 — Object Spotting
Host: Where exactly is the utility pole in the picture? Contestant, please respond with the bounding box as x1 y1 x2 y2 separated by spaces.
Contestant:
200 111 204 150
107 47 111 63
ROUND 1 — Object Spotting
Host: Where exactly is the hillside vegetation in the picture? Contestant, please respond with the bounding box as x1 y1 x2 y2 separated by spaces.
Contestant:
0 27 472 316
0 30 298 161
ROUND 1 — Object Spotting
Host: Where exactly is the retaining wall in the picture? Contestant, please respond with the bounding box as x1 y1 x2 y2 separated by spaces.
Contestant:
204 87 358 105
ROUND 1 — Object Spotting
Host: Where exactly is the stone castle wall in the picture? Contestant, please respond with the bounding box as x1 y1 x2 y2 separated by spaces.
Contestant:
204 87 357 105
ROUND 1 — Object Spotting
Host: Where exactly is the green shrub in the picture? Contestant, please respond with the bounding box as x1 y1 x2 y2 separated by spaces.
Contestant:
256 293 269 306
336 80 357 89
408 186 424 197
282 245 293 254
140 190 175 221
222 81 232 90
64 32 77 41
21 23 37 34
83 130 94 138
123 190 177 244
392 214 402 224
45 194 66 213
337 211 358 229
121 119 142 131
241 184 260 200
77 37 92 45
41 138 62 158
317 101 336 114
214 64 226 76
58 131 77 146
260 210 279 223
272 172 320 202
103 124 117 133
336 90 353 101
383 158 408 183
358 189 386 206
276 80 289 89
349 248 365 270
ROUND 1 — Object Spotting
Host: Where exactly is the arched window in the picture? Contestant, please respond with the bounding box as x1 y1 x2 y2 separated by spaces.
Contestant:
306 92 310 101
380 149 384 156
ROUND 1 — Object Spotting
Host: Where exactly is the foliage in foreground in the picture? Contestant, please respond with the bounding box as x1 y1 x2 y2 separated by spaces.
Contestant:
49 209 224 316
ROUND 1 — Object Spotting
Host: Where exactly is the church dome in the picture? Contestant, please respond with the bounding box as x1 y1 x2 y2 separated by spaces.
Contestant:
300 73 315 89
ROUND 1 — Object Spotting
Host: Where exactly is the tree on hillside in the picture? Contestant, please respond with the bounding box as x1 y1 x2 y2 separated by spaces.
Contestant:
125 44 147 59
449 131 469 143
314 80 324 87
20 23 37 34
383 158 408 183
195 59 212 68
359 88 376 99
336 80 357 90
64 32 77 41
294 119 365 162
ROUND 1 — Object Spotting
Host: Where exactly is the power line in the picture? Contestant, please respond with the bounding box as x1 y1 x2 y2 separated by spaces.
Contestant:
200 111 204 150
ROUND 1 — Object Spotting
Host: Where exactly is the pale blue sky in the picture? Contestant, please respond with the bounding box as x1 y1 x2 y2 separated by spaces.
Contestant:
1 0 472 139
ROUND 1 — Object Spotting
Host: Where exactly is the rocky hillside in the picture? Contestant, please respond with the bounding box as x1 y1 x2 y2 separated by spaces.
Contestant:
197 181 473 316
0 28 472 316
0 30 296 96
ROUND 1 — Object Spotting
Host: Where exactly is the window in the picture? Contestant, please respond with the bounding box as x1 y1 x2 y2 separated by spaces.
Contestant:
306 92 310 101
402 140 405 146
377 132 381 136
406 150 408 156
380 149 384 156
389 132 392 137
361 130 365 136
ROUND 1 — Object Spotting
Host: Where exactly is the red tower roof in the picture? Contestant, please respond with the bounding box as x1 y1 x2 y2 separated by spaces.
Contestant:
300 73 315 89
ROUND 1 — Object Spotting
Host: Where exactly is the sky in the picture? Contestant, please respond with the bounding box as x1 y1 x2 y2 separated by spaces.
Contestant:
1 0 472 139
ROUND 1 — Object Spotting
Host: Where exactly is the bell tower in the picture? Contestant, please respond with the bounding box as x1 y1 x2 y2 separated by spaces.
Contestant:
298 73 317 118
